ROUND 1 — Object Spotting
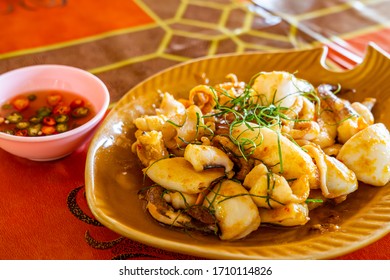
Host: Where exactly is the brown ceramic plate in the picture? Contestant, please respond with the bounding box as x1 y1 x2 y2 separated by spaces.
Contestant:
85 45 390 259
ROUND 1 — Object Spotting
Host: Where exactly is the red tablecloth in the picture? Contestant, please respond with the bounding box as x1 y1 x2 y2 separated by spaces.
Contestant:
1 0 389 260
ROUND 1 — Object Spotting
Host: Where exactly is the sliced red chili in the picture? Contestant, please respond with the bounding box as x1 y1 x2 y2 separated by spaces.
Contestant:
12 97 30 111
53 105 71 115
15 129 28 136
70 98 85 109
43 116 56 126
46 93 62 106
41 125 56 135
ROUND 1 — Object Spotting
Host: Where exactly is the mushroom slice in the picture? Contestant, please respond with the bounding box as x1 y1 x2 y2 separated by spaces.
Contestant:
317 84 369 144
163 191 197 209
204 180 260 240
146 202 191 227
184 143 234 172
144 186 191 227
336 123 390 186
141 186 217 233
145 157 225 194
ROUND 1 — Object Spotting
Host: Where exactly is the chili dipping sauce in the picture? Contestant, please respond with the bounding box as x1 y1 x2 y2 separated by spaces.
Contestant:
0 89 96 136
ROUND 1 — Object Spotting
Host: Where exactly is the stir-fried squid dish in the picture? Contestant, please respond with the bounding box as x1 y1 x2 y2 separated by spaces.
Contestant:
132 71 390 241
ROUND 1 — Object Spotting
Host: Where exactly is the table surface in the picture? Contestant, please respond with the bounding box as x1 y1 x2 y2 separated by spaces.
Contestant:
1 0 389 260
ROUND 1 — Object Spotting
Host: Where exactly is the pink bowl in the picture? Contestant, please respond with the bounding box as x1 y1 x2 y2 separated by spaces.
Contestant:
0 65 110 161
